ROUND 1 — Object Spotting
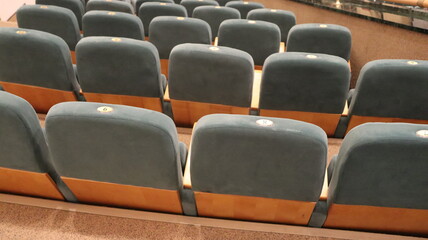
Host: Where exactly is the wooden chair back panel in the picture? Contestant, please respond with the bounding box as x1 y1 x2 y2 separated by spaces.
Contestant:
0 167 64 200
70 50 76 64
324 204 428 235
260 109 341 136
62 177 183 214
84 92 163 112
171 99 249 127
0 81 77 113
347 116 428 134
195 192 316 225
160 59 169 79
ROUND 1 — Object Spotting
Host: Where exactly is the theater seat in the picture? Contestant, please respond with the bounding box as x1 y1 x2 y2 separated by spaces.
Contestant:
16 4 81 63
225 1 263 18
135 0 175 14
0 92 65 200
193 5 240 42
76 36 166 112
186 114 327 225
216 0 240 6
339 59 428 136
180 0 219 17
83 10 144 40
138 2 187 38
149 16 211 78
45 102 189 213
218 19 280 67
167 44 254 126
323 123 428 235
0 28 82 113
36 0 85 30
86 0 134 14
258 52 350 136
287 23 352 62
247 8 296 46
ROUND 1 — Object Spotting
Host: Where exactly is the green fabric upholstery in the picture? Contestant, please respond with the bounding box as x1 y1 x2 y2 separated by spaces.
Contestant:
327 155 337 185
180 0 219 17
260 52 350 114
179 142 188 170
224 1 263 18
45 102 185 190
0 28 80 94
36 0 85 30
215 0 241 6
287 23 352 61
83 10 144 40
136 0 175 13
0 91 76 201
86 0 134 14
218 19 280 66
348 59 428 120
0 92 50 173
328 122 428 209
347 88 355 105
76 36 164 98
193 6 240 41
247 8 296 43
138 2 187 37
149 16 211 59
17 5 81 51
191 114 327 201
169 43 253 107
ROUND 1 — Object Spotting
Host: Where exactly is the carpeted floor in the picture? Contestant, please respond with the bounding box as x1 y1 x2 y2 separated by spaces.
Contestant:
0 202 346 240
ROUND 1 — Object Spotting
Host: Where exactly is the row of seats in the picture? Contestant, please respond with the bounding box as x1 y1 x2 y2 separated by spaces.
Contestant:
49 0 295 44
16 3 351 67
37 0 266 20
0 90 427 236
0 27 426 137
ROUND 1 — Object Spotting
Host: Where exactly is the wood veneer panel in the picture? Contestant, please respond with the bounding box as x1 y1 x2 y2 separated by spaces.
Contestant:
70 50 76 64
346 115 428 134
195 192 316 225
324 204 428 235
62 177 183 214
259 109 341 136
0 81 77 113
171 99 250 127
0 167 64 200
83 92 163 112
160 59 169 79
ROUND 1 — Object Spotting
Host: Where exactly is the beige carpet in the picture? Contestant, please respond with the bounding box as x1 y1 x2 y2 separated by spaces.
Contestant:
0 201 346 240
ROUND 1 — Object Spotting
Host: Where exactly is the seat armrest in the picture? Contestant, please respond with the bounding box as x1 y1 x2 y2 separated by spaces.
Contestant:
279 42 285 52
183 153 192 189
164 85 170 102
341 101 349 116
179 142 188 171
319 169 329 201
308 168 329 227
347 88 355 106
183 123 197 189
251 70 262 111
328 155 338 185
161 74 167 92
